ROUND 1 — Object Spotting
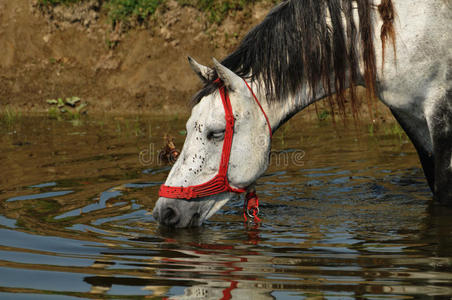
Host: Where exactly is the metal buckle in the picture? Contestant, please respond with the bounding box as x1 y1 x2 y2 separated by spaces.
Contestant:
246 207 260 219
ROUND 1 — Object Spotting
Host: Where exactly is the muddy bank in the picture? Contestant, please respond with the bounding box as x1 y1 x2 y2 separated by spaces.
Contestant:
0 0 394 122
0 0 275 114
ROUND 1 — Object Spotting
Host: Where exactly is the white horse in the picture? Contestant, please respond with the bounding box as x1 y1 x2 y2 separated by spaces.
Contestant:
153 0 452 227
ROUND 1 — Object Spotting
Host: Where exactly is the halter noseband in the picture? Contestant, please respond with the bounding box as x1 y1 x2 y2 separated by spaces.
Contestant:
159 78 272 222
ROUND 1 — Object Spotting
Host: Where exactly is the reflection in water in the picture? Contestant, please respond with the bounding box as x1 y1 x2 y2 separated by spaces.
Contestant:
0 115 451 298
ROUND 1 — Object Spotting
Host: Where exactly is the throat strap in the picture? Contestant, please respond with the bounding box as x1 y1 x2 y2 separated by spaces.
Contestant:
243 80 272 139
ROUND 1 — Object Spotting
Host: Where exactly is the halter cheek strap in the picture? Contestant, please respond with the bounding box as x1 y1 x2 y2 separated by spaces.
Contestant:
159 79 271 222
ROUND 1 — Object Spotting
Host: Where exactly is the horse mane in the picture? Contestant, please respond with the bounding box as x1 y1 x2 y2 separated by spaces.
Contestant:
192 0 396 117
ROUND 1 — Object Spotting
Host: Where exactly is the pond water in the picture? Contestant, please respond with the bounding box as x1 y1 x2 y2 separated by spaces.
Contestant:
0 115 451 299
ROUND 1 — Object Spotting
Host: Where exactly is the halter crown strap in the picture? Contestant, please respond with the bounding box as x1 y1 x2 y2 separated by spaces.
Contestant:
159 78 271 201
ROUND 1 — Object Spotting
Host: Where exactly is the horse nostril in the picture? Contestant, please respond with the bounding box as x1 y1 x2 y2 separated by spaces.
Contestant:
188 212 201 227
162 206 180 226
152 207 160 221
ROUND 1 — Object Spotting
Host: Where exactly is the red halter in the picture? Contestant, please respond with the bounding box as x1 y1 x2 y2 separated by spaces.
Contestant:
159 78 272 221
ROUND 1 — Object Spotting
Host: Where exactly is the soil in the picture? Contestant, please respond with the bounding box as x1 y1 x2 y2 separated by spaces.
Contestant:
0 0 274 114
0 0 392 121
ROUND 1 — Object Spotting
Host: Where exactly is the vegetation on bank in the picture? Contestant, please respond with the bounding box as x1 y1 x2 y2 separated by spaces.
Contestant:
39 0 81 4
37 0 268 25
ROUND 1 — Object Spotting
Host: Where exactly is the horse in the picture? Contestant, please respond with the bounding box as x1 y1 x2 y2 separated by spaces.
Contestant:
152 0 452 228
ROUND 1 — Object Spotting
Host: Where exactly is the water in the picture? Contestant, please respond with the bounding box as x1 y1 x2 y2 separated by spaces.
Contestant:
1 115 451 299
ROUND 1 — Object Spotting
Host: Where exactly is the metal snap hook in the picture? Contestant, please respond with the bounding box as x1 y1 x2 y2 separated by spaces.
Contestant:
247 207 260 219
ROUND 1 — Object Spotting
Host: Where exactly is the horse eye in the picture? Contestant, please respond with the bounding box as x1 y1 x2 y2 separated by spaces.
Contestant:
207 130 225 141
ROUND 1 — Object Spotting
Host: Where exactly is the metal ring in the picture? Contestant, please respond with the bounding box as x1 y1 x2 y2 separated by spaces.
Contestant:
246 207 260 218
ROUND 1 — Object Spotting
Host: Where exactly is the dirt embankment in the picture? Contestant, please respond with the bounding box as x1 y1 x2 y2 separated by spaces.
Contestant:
0 0 271 114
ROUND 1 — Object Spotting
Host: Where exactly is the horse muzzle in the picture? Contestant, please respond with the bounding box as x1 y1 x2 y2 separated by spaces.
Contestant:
152 197 202 228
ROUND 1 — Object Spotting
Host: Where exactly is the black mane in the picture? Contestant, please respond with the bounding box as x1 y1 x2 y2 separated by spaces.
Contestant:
193 0 395 114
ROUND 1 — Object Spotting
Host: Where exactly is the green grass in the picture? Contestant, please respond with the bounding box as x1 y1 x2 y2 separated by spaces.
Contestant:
1 106 21 128
106 0 165 24
37 0 267 25
38 0 85 5
37 0 166 24
385 123 407 141
317 109 330 121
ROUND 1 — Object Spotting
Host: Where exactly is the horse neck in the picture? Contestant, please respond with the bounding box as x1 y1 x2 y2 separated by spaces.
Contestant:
252 0 440 132
254 78 343 133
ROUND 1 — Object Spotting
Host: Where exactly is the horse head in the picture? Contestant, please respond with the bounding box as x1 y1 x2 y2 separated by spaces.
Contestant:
152 57 272 227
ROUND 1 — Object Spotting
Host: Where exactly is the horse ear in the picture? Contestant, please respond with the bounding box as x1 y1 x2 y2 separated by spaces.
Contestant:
212 58 247 93
188 56 214 83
